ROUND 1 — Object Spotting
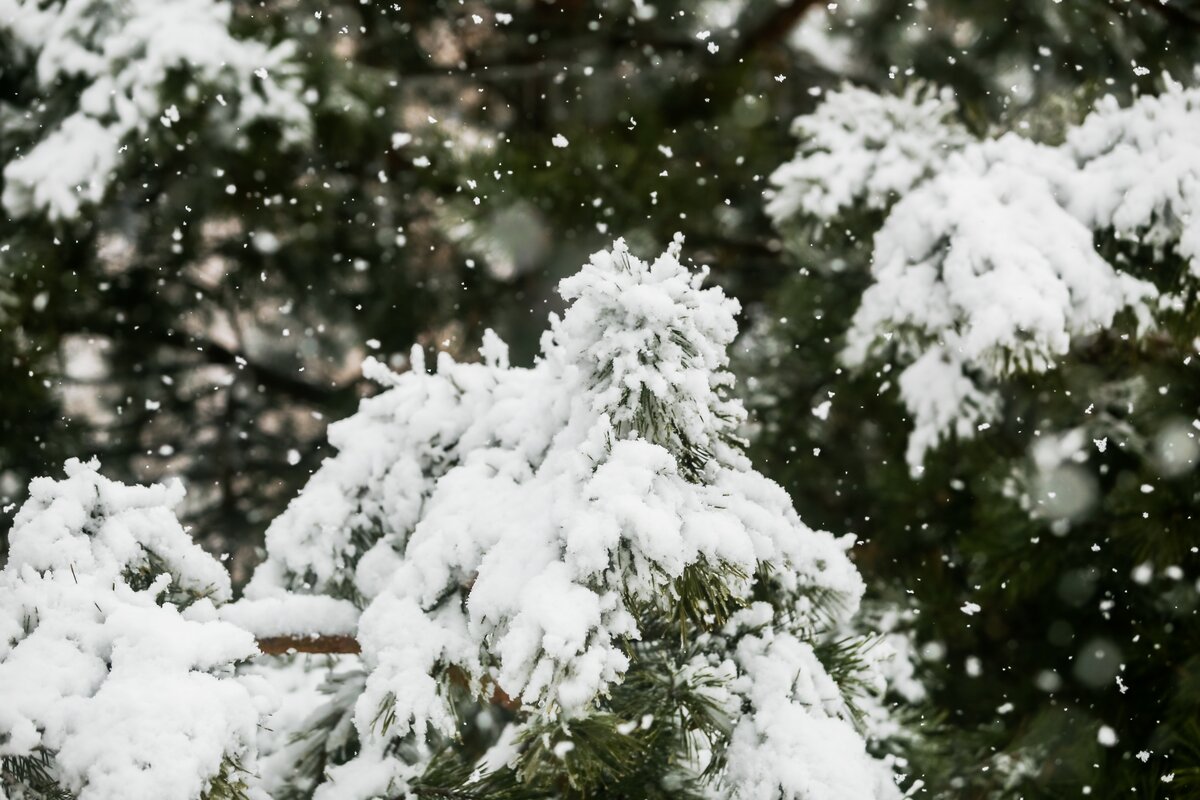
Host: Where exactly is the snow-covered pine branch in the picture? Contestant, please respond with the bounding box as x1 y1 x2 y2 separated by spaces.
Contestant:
1 239 912 800
0 0 309 220
768 78 1200 472
0 459 261 800
1067 80 1200 273
763 84 970 226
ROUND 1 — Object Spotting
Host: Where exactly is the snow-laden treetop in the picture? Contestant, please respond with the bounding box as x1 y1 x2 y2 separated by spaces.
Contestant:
2 239 905 800
768 79 1200 472
246 236 897 798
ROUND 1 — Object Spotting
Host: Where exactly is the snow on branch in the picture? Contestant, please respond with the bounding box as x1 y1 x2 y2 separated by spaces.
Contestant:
845 134 1157 469
765 84 969 224
0 0 309 219
769 79 1200 471
1066 77 1200 275
0 459 261 800
219 595 362 655
2 240 907 800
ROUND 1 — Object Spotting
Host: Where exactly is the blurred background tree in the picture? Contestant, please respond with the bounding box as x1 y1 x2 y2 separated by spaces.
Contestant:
2 0 1200 797
751 3 1200 799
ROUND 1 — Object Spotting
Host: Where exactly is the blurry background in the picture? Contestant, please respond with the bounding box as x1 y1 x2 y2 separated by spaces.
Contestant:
4 0 1200 796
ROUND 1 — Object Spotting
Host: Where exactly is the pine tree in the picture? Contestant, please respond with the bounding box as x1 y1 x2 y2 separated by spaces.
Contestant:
242 237 911 799
1 239 916 800
759 74 1200 797
7 1 1200 797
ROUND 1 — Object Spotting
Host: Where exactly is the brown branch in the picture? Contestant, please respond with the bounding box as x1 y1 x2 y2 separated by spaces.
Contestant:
256 635 361 655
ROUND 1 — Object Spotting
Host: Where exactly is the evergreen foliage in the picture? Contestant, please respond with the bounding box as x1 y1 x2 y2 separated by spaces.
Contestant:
240 238 906 799
3 1 1200 798
0 459 262 800
761 65 1200 800
1 241 911 799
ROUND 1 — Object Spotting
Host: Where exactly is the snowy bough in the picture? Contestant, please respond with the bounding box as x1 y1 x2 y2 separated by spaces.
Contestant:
0 460 263 800
767 78 1200 473
1 240 907 800
0 0 308 220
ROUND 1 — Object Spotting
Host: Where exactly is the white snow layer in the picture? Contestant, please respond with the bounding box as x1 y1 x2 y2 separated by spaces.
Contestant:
0 459 265 800
769 81 1200 471
725 617 899 800
217 595 360 638
1066 77 1200 276
0 0 309 219
246 237 901 799
765 84 969 223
